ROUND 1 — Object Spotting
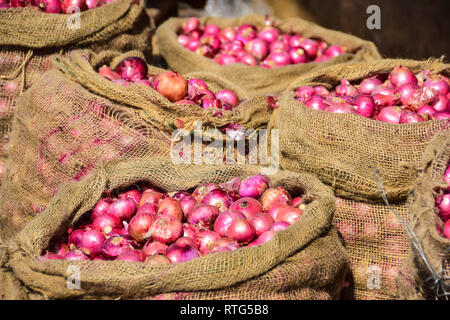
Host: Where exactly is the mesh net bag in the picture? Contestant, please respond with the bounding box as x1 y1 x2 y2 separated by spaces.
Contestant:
1 158 349 300
397 131 450 300
156 14 381 96
0 49 273 237
274 58 450 202
0 0 155 186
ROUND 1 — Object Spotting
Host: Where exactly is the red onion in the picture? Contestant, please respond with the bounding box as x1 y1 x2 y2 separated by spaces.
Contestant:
299 39 319 58
336 79 359 97
260 186 292 211
246 38 269 61
114 57 147 82
192 183 219 202
372 85 399 107
128 213 156 242
238 174 269 198
269 221 290 232
85 0 98 9
179 196 197 220
202 98 222 110
178 34 190 47
91 197 113 221
250 213 274 236
175 236 198 249
37 0 61 13
267 203 290 221
119 189 141 205
117 249 145 262
153 71 188 103
313 86 330 96
295 86 316 102
399 111 427 124
103 236 133 258
145 255 171 264
444 220 450 239
417 105 436 116
239 53 258 66
227 218 255 244
196 230 220 254
376 106 403 124
219 27 236 42
397 82 421 106
106 198 137 221
289 47 308 64
432 111 450 120
424 78 449 96
267 51 292 67
288 34 304 48
325 45 346 58
248 231 275 247
200 34 221 51
148 214 183 244
166 242 200 263
275 207 303 225
201 189 233 212
80 230 105 256
189 29 202 40
40 253 64 261
186 39 201 51
93 213 121 234
204 24 220 35
388 66 417 88
213 209 246 237
258 26 280 43
188 204 220 229
211 238 240 253
57 243 70 257
68 229 85 249
139 190 164 207
136 203 158 215
359 76 383 95
157 197 183 221
215 90 239 108
182 223 200 239
432 95 449 112
443 166 450 190
229 197 263 220
215 53 238 65
353 95 375 118
196 45 215 58
436 193 450 221
304 95 327 110
65 250 89 261
270 40 289 53
236 24 257 44
142 240 168 256
184 17 200 34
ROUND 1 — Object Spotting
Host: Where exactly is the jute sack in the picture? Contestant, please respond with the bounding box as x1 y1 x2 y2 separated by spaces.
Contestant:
0 49 272 236
2 158 349 300
156 14 381 96
397 131 450 300
0 0 154 185
274 58 450 202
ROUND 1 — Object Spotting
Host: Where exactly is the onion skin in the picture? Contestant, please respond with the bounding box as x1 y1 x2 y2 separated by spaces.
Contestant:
148 214 183 245
248 231 275 247
192 183 219 203
157 197 183 221
142 240 168 256
275 207 303 225
238 174 269 199
139 191 164 207
117 249 146 263
91 198 113 221
166 243 200 264
196 230 220 254
260 187 292 211
128 213 156 242
201 189 233 212
106 198 137 222
213 209 246 237
136 203 158 215
118 190 141 205
188 204 220 229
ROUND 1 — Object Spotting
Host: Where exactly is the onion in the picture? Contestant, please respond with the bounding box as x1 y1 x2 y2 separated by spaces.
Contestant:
397 82 420 106
258 26 280 43
200 34 221 51
359 76 383 95
270 40 289 53
183 17 199 34
196 230 220 254
260 186 292 211
166 242 200 263
85 0 98 9
182 223 200 239
353 95 375 118
93 213 121 234
289 47 308 64
336 79 359 97
267 203 290 221
57 243 70 257
436 193 450 222
68 229 85 249
417 105 436 116
106 198 137 222
229 197 263 220
37 0 61 13
139 190 164 207
80 230 106 256
444 220 450 239
399 111 427 124
103 236 133 258
40 253 64 261
157 197 183 221
388 66 417 88
142 240 168 256
288 34 304 48
269 221 290 232
314 86 330 96
250 213 274 236
239 53 258 66
153 71 188 103
304 95 327 110
204 24 220 36
215 53 238 65
117 249 145 262
211 238 240 253
325 45 346 58
188 204 220 229
219 27 236 42
177 34 190 47
136 203 158 215
299 39 319 58
10 0 26 7
118 189 141 205
186 39 201 52
227 218 255 243
238 174 269 198
431 95 449 112
65 250 89 261
192 183 219 202
196 44 215 58
246 38 269 61
145 255 171 264
202 98 222 110
175 236 198 249
215 90 239 108
275 207 303 225
91 197 113 221
236 24 257 44
376 106 403 124
179 196 197 220
248 231 275 247
148 214 183 244
128 213 156 242
443 166 450 190
213 209 246 237
267 51 292 67
432 111 450 120
424 78 449 96
372 85 399 108
295 86 316 102
114 57 147 82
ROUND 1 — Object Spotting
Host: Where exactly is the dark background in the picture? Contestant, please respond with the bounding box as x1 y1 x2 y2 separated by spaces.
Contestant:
148 0 450 62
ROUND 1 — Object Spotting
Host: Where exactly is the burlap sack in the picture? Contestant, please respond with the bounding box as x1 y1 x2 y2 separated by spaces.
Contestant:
2 158 349 300
0 49 273 237
0 0 154 186
275 58 450 202
156 14 381 96
397 131 450 300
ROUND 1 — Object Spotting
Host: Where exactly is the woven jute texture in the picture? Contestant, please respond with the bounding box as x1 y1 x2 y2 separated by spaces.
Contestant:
274 58 450 202
397 131 450 300
2 158 349 300
0 64 171 236
156 14 381 96
55 50 273 135
0 0 154 185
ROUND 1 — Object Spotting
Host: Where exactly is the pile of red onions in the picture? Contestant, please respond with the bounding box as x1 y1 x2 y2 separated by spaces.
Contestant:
40 174 306 263
436 163 450 240
1 0 115 13
177 17 347 68
98 57 242 119
294 66 450 123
